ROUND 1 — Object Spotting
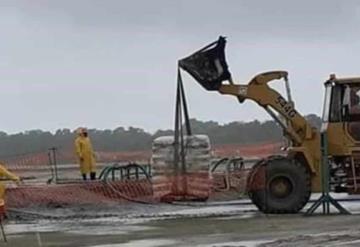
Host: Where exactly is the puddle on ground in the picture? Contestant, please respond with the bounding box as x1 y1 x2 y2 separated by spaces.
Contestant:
89 239 177 247
215 213 257 221
5 221 155 236
67 225 155 236
199 240 270 247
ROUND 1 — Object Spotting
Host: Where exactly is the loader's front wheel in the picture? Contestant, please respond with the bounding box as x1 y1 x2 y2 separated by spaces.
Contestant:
248 156 311 214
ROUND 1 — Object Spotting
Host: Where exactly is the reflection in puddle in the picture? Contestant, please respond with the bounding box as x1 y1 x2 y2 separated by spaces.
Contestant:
90 239 177 247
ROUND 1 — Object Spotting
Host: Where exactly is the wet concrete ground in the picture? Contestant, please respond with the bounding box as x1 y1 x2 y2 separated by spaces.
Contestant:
3 213 360 247
2 196 360 247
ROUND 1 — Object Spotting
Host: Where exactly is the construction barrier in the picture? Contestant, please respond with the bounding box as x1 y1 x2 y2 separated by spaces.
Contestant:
0 143 283 210
1 152 50 171
6 180 153 209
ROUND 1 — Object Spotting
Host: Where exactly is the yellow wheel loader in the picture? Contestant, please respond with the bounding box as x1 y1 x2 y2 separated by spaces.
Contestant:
179 37 360 213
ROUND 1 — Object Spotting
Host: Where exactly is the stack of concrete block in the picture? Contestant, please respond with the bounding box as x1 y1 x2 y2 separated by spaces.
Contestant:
151 135 212 201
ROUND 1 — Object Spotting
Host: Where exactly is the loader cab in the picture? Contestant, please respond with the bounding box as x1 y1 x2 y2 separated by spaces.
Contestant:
323 75 360 154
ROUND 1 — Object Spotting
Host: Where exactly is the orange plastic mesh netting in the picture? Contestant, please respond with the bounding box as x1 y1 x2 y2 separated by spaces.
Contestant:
0 143 276 209
6 180 153 209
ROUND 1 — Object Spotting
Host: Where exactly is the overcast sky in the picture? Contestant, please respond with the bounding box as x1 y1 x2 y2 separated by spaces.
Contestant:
1 0 360 133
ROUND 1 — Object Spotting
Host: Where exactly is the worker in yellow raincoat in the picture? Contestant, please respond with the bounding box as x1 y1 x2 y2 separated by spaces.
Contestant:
75 128 97 180
0 164 20 219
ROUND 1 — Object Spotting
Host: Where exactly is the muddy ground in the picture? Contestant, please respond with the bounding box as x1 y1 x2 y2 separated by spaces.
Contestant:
2 196 360 247
6 160 360 247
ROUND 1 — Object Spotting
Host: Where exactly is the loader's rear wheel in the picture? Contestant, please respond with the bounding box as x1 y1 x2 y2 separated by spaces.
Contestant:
248 156 311 214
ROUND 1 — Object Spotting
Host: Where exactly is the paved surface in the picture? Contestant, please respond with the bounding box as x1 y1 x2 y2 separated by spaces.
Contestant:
2 196 360 247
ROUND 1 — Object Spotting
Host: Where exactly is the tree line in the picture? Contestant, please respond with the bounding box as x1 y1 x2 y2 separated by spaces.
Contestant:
0 114 321 157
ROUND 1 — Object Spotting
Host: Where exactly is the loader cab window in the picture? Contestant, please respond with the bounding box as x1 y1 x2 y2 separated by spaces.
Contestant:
323 83 343 123
342 84 360 122
328 84 342 122
343 84 360 141
325 83 360 123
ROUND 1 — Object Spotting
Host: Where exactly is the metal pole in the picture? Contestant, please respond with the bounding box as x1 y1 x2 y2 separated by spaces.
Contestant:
179 69 192 136
322 133 327 214
49 147 59 183
135 166 139 180
0 219 7 243
47 151 54 184
306 131 350 215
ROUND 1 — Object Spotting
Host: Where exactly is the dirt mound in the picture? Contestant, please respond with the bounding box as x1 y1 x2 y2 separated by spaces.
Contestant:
214 142 283 158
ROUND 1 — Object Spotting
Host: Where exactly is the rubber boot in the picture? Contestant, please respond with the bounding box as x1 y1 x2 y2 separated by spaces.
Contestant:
90 172 96 180
82 174 87 181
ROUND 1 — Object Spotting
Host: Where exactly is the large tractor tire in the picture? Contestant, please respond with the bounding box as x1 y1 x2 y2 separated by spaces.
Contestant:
248 156 311 214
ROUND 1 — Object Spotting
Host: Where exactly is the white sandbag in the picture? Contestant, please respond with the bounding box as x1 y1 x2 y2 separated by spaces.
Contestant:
151 135 212 201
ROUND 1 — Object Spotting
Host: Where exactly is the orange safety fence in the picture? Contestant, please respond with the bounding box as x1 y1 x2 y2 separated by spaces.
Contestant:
46 149 151 165
4 169 263 209
0 143 281 209
96 151 151 163
0 152 50 171
0 148 152 183
6 180 153 209
0 149 151 167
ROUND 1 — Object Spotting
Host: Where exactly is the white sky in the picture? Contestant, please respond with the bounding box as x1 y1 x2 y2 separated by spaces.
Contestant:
1 0 360 133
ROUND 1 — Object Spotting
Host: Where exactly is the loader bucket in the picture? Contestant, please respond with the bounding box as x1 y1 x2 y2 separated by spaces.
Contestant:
178 36 232 91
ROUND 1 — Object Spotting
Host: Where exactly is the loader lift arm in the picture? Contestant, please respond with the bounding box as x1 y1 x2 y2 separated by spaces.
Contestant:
219 70 316 146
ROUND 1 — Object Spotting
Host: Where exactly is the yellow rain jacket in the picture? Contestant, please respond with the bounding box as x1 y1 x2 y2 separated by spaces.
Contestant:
75 136 96 174
0 165 19 208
